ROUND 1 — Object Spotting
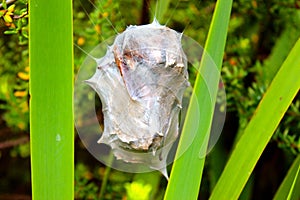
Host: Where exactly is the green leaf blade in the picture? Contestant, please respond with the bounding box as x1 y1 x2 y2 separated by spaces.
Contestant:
274 155 300 200
164 0 233 199
210 38 300 200
154 0 171 22
29 0 74 199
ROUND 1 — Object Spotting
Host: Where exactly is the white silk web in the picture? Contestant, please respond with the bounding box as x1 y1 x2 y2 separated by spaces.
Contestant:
74 0 226 179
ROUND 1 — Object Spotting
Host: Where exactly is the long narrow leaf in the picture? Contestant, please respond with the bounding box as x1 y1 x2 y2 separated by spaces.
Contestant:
30 0 74 199
164 0 232 199
210 38 300 199
154 0 171 22
274 155 300 200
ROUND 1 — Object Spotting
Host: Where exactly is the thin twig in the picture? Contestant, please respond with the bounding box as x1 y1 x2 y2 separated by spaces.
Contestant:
98 153 114 199
0 136 29 149
0 194 31 200
0 0 17 9
14 11 28 19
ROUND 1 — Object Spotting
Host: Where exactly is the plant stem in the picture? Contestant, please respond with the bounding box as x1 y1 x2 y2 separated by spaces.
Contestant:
98 153 114 199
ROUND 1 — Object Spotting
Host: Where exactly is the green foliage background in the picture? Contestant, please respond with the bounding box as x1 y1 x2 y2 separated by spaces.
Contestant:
0 0 299 199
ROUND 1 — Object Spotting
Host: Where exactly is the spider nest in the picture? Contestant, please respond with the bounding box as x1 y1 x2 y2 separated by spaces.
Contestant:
86 20 189 178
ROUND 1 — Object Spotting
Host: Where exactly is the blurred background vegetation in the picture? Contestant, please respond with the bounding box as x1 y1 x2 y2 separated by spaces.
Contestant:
0 0 299 199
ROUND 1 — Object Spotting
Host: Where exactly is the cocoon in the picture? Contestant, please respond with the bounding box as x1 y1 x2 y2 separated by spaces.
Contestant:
86 21 189 177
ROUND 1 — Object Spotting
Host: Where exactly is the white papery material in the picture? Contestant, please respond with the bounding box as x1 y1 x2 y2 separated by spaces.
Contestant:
86 21 189 178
